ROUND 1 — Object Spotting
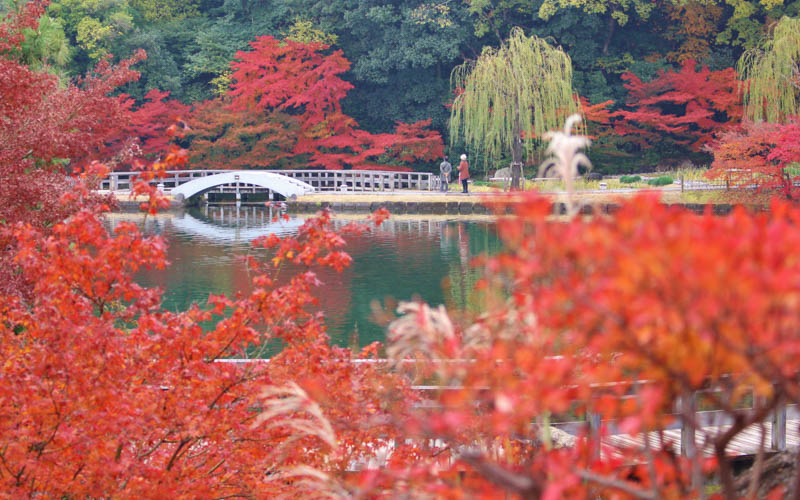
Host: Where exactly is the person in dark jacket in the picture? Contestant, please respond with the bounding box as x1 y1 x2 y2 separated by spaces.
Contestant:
439 157 452 192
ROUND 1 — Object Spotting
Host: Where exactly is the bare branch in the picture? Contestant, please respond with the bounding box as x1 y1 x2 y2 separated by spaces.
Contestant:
578 469 657 500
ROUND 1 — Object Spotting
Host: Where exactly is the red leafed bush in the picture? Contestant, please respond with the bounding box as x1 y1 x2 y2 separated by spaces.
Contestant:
1 159 415 496
0 3 142 295
368 193 800 498
708 117 800 198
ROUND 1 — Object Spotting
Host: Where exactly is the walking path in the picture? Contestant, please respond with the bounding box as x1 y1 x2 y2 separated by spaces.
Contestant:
107 184 739 213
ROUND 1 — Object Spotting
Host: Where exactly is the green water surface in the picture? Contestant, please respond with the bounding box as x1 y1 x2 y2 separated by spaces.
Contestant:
108 206 501 348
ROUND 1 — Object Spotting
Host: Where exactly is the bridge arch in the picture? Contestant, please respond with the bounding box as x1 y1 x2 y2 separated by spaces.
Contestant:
170 171 315 202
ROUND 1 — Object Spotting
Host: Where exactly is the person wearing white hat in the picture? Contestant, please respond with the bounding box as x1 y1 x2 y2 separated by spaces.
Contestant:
457 154 470 194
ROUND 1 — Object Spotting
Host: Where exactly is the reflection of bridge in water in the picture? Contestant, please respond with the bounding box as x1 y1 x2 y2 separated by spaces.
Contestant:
141 206 465 246
173 205 305 244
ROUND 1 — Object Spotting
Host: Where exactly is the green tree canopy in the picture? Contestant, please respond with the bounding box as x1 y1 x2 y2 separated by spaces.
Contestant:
20 14 71 72
48 0 134 62
738 15 800 122
449 27 577 168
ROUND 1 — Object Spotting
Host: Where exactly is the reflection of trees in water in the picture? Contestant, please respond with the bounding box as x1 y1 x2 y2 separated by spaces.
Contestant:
442 221 502 316
331 219 447 347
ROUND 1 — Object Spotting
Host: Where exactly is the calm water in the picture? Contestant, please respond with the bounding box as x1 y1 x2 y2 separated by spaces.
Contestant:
107 206 501 348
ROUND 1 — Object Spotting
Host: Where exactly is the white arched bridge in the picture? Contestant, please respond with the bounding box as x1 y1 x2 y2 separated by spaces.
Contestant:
100 169 440 200
169 171 315 202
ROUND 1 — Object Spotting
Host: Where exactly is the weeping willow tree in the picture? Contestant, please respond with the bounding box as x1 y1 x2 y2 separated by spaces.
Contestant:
449 27 577 169
738 16 800 123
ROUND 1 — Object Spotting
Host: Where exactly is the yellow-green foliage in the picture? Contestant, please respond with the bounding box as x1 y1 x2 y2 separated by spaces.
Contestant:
538 0 782 27
738 16 800 122
449 28 576 167
49 0 133 60
285 19 338 45
130 0 200 22
538 0 655 25
210 71 232 97
410 3 454 28
76 16 114 59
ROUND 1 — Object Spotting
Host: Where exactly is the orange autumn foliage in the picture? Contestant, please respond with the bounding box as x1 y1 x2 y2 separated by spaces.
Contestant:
666 1 724 63
364 193 800 499
6 155 800 498
0 161 416 496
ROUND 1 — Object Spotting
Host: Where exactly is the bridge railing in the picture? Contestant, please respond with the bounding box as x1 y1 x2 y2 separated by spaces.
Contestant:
100 169 438 193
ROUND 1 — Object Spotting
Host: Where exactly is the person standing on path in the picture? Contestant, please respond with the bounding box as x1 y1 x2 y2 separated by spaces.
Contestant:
458 154 470 194
439 156 452 192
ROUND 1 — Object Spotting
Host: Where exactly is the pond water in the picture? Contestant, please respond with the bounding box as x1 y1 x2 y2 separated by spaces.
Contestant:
107 206 502 349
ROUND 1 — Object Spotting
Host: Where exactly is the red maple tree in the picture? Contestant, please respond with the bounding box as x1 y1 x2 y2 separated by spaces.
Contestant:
308 118 444 171
101 89 192 169
615 60 741 153
1 154 414 496
0 1 143 295
229 36 353 129
0 0 45 54
355 193 800 498
186 97 305 170
0 49 143 177
708 117 800 198
187 36 443 171
0 0 143 178
576 96 640 168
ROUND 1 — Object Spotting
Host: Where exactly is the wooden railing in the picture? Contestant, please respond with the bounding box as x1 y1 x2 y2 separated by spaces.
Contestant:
216 358 795 457
100 169 439 192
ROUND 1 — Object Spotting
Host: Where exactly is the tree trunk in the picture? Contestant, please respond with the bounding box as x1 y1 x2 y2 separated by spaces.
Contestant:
511 137 522 165
510 120 523 190
602 13 615 55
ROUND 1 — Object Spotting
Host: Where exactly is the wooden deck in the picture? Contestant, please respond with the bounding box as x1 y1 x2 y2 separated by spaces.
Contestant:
605 420 799 457
547 405 800 458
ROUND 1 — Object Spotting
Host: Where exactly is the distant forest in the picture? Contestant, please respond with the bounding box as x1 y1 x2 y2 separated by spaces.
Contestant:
5 0 798 172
